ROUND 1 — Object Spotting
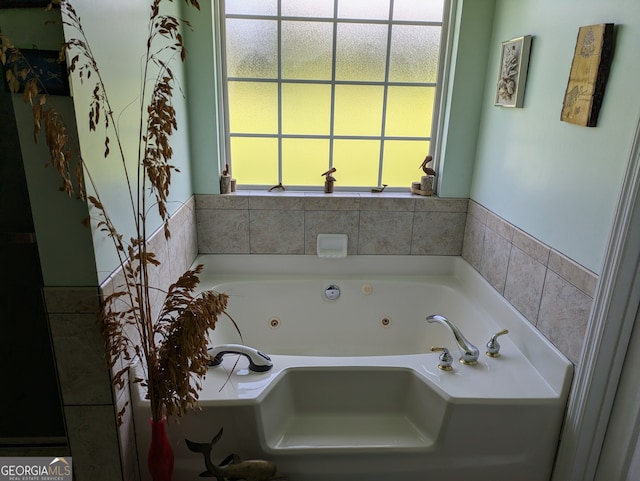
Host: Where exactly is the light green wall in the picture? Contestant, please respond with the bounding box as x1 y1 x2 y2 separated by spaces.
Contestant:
14 98 99 286
7 0 638 281
63 0 196 282
182 0 639 273
184 0 223 194
1 7 98 286
1 2 197 283
471 0 640 273
437 0 496 198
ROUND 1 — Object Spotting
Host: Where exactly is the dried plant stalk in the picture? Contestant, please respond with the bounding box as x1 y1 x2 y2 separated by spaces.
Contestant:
1 0 235 424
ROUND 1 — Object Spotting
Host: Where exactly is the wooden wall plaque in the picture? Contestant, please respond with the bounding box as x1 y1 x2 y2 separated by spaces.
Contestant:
561 23 614 127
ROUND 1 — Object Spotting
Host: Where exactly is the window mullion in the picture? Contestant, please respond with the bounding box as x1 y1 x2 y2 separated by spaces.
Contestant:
277 0 283 184
328 0 339 171
378 0 395 188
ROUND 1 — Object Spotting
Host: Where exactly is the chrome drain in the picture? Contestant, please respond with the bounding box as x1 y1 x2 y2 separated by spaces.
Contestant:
324 284 341 300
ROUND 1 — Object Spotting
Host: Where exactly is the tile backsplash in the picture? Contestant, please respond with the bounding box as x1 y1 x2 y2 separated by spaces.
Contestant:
463 200 597 364
40 192 598 481
195 191 468 256
196 192 597 364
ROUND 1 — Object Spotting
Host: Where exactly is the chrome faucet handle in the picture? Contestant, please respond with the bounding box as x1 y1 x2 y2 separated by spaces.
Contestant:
426 314 479 365
431 346 453 371
486 329 509 357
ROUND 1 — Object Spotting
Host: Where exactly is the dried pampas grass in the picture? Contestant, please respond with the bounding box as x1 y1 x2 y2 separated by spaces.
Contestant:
2 0 232 423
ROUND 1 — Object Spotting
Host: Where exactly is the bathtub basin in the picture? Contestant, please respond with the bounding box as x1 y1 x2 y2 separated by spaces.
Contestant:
131 255 573 481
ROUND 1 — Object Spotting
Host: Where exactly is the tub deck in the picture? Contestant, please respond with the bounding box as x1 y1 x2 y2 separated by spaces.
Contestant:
131 255 573 481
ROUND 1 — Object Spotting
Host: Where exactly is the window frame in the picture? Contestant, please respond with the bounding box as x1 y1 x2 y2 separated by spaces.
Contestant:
215 0 454 192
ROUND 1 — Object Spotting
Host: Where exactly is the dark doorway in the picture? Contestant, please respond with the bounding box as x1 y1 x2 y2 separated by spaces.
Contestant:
0 78 66 443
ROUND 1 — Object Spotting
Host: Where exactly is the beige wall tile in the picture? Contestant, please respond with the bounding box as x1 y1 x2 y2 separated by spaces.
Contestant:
467 200 489 223
462 214 486 269
166 197 198 277
359 196 415 212
195 194 249 210
504 247 547 324
197 209 250 253
248 195 304 210
512 228 550 266
486 211 516 242
65 405 123 481
303 195 361 211
479 228 512 294
145 228 172 322
538 270 593 364
358 211 413 254
548 249 598 297
249 210 305 253
411 212 466 255
49 313 112 405
413 197 468 213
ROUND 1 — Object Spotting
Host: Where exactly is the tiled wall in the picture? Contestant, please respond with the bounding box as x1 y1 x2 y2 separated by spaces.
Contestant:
44 286 122 481
42 197 198 481
195 192 468 255
38 192 597 481
196 192 597 365
463 200 598 364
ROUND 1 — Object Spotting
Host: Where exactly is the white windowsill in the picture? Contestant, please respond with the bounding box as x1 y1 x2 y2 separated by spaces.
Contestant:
224 189 440 199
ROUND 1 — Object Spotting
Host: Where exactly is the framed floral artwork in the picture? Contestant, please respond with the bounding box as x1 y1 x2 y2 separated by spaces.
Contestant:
495 35 532 108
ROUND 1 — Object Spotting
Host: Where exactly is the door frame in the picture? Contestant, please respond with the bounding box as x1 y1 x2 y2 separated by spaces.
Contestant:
552 109 640 481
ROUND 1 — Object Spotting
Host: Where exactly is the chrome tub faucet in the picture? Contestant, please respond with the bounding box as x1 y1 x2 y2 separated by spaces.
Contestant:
426 314 480 365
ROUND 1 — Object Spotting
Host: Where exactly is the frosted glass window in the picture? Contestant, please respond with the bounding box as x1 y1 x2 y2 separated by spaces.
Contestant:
333 140 381 187
336 23 388 82
226 0 277 15
223 0 446 189
338 0 390 20
385 87 435 137
230 138 279 185
282 84 332 135
282 139 331 186
226 19 278 78
281 0 334 18
227 82 278 134
389 26 441 83
382 140 430 186
282 21 333 80
334 85 384 137
393 0 445 22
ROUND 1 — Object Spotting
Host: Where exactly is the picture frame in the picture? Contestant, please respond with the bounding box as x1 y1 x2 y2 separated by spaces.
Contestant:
561 24 615 127
3 49 70 96
494 35 532 108
0 0 51 7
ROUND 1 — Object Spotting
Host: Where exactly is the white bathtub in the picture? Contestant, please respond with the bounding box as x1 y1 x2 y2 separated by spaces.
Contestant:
132 255 573 481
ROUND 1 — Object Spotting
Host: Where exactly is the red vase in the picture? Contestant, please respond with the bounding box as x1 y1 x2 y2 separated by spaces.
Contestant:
148 417 174 481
